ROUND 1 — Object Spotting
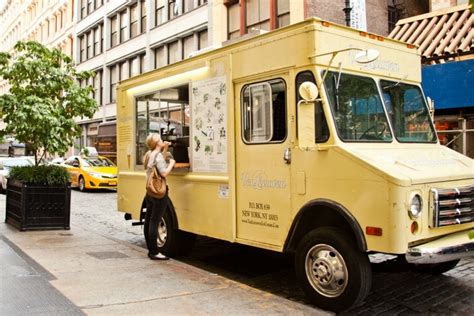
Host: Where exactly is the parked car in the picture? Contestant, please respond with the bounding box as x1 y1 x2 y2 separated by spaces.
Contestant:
0 156 35 193
62 155 117 191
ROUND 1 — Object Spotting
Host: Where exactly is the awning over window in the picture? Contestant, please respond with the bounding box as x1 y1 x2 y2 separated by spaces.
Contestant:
422 59 474 110
389 4 473 64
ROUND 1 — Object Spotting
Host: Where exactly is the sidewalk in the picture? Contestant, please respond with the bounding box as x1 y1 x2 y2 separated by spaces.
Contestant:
0 221 326 315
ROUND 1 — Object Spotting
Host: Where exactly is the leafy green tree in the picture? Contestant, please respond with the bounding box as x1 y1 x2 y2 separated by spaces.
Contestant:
0 41 97 166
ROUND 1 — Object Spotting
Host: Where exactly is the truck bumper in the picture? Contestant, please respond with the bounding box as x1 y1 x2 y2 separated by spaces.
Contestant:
406 229 474 264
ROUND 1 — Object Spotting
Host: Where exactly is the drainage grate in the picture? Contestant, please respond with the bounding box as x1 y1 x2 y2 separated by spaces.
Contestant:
86 251 129 260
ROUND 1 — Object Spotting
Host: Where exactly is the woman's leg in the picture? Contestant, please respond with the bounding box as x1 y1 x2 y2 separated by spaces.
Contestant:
147 193 168 255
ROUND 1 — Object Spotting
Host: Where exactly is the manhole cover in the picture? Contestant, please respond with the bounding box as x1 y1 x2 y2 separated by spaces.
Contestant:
86 251 129 260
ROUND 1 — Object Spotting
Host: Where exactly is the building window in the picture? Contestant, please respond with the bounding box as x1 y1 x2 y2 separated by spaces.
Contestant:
93 70 103 105
95 0 103 9
183 35 194 59
81 0 86 19
87 31 93 58
388 4 399 33
80 35 86 62
130 56 140 77
56 13 61 31
120 61 128 81
154 46 166 68
110 65 118 102
168 0 179 20
141 0 147 33
110 15 118 47
228 3 240 39
140 54 146 73
120 11 128 42
246 0 270 33
168 40 181 64
184 0 194 12
156 0 165 26
198 29 208 49
277 0 290 28
59 10 63 29
94 25 101 55
130 4 139 38
87 0 93 15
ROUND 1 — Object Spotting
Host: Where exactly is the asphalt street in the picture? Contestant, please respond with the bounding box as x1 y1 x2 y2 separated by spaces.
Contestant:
68 189 474 315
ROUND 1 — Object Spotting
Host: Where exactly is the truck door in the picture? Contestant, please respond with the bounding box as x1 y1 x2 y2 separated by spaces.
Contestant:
235 76 291 247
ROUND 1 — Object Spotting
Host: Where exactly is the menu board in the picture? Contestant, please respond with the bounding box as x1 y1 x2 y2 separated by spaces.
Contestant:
191 76 227 173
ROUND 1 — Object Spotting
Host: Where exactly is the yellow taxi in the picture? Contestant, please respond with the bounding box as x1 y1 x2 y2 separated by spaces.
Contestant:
63 155 117 191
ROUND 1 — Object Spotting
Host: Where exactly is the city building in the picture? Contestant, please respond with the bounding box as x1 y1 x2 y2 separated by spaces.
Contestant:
0 0 75 93
2 0 436 160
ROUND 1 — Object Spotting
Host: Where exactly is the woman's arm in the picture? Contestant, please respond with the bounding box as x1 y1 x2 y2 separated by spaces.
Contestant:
155 153 175 178
160 159 175 177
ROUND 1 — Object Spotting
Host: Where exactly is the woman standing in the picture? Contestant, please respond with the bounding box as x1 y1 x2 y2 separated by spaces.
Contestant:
143 133 175 260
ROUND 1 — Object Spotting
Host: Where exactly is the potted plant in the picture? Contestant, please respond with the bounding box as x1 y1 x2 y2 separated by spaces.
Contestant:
0 41 97 230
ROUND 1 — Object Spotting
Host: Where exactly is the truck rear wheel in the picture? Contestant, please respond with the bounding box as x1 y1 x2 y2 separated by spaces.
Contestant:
295 227 372 312
156 205 196 257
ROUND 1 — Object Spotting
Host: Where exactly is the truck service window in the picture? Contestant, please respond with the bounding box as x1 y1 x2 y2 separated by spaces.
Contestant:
380 80 436 143
241 79 286 143
324 72 392 142
135 85 190 165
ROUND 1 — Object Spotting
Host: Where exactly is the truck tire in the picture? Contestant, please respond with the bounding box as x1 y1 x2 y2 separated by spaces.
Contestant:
156 205 196 257
295 227 372 312
411 259 460 275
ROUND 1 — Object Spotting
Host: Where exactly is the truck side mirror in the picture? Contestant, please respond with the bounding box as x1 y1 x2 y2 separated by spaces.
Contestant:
297 82 318 149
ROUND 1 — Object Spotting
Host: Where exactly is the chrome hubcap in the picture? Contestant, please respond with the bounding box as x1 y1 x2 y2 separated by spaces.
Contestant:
305 244 348 298
157 218 167 247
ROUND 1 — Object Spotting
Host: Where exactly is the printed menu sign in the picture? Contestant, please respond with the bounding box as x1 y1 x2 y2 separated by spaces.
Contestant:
191 76 227 173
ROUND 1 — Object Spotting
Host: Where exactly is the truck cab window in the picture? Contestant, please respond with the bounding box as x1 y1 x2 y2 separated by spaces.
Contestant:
380 80 436 143
324 71 392 142
135 85 190 165
241 79 286 143
296 71 329 143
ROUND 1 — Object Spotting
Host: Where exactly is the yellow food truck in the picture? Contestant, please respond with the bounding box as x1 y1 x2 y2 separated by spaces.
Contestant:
116 18 474 312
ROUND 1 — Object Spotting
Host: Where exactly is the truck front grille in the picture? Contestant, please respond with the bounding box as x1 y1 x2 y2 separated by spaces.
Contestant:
430 185 474 227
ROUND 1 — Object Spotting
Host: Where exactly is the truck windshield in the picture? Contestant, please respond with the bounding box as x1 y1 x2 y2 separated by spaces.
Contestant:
324 72 392 142
380 80 436 143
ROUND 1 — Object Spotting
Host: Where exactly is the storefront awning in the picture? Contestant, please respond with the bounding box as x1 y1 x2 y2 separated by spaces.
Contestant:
422 59 474 110
389 4 473 64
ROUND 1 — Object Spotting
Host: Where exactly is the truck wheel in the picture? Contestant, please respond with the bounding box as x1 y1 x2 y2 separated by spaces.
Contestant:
295 227 372 312
411 259 460 275
156 206 196 257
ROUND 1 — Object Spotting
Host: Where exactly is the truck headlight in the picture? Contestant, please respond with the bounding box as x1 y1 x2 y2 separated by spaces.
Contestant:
409 194 422 219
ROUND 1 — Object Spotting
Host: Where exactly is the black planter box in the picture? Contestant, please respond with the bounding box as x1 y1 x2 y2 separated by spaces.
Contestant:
5 179 71 231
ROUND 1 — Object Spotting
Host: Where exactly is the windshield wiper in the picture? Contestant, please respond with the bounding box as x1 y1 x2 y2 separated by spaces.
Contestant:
382 74 408 90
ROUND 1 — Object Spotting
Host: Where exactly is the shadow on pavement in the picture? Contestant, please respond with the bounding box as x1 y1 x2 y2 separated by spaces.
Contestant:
152 237 473 314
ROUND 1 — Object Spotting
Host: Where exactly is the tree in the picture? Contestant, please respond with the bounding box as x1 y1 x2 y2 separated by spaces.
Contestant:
0 41 97 166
